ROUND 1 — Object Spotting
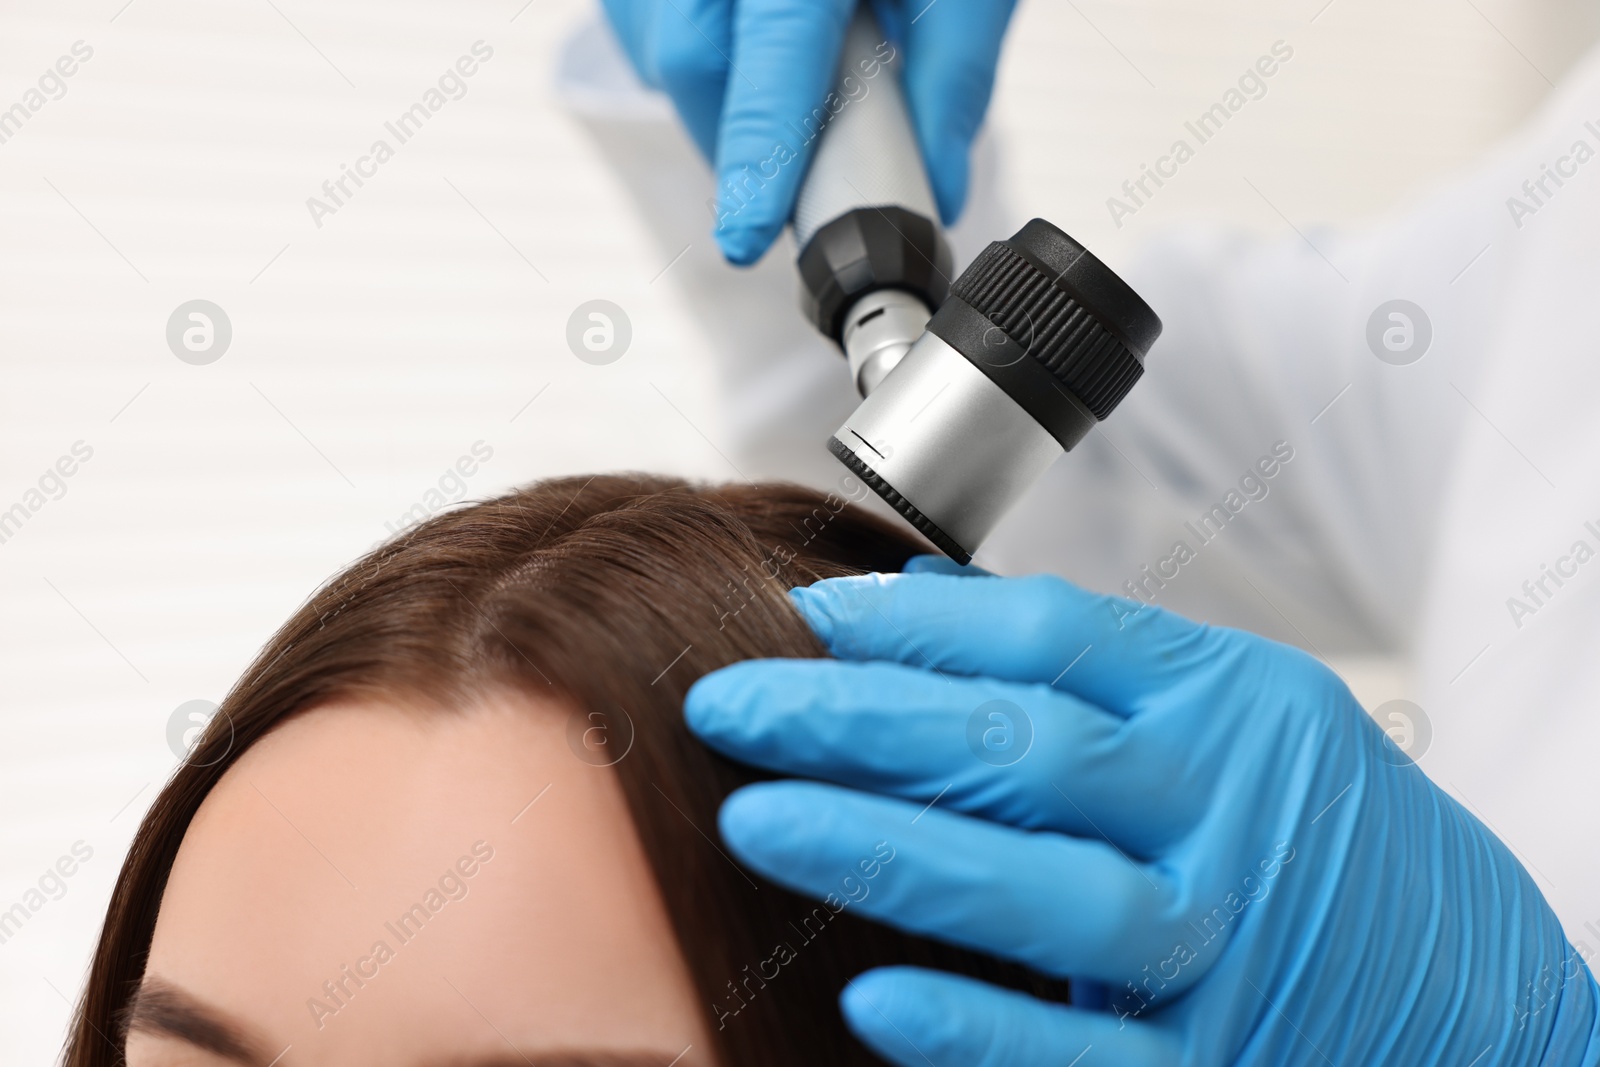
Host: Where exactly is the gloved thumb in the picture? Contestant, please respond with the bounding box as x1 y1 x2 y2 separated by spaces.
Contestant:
712 0 855 264
900 0 1017 224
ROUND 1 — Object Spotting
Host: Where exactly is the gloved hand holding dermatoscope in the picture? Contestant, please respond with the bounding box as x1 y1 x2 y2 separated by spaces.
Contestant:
601 0 1154 560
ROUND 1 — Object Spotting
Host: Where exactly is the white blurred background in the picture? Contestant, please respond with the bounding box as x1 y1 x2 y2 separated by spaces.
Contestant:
2 0 1597 1060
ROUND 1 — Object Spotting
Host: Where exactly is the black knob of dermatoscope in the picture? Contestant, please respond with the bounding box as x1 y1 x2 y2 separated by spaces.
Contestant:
927 218 1162 449
797 206 954 344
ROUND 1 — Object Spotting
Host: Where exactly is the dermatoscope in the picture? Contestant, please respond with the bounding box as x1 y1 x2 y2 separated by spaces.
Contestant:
789 6 1162 564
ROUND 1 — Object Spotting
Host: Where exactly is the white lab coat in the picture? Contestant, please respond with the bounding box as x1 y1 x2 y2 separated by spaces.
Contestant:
560 21 1600 944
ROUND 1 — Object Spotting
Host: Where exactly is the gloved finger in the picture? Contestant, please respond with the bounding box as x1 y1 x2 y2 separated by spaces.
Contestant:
632 0 734 161
719 780 1187 982
841 967 1176 1067
791 571 1230 719
899 0 1017 223
688 658 1196 850
900 552 993 576
599 0 654 75
712 0 856 263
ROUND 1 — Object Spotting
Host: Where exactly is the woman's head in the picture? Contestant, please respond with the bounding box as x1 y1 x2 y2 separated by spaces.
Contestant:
70 475 1067 1066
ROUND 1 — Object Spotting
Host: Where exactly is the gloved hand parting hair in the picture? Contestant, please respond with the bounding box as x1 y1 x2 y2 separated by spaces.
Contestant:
687 564 1600 1066
599 0 1017 264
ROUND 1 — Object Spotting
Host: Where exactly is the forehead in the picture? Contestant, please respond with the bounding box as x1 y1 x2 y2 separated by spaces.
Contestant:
142 695 708 1065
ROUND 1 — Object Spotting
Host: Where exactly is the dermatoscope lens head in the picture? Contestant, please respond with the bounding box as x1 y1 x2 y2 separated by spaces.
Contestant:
828 218 1162 564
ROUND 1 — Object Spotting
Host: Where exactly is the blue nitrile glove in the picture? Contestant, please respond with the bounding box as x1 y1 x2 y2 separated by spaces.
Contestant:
685 561 1600 1066
598 0 1017 264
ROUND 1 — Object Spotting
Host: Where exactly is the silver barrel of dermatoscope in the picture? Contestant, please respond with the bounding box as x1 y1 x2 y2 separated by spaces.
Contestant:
794 5 1162 565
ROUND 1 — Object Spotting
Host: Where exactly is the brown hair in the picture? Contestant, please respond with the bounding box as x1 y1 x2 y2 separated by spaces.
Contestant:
66 474 1068 1065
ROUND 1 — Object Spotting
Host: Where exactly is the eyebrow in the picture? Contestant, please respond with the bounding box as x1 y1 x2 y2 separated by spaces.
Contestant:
125 977 691 1067
123 977 272 1065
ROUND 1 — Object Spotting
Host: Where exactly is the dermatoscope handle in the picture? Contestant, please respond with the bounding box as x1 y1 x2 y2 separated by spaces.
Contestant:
793 5 954 392
792 6 937 248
